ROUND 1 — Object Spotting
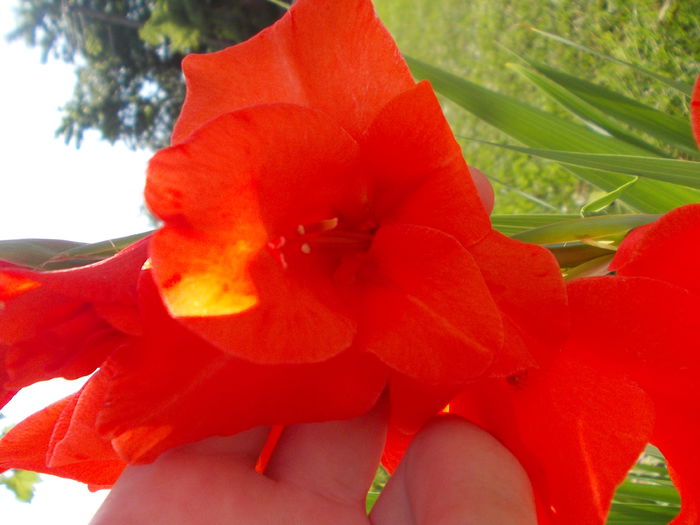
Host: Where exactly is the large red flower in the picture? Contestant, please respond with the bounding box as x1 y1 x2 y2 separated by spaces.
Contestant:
145 0 566 430
0 0 566 485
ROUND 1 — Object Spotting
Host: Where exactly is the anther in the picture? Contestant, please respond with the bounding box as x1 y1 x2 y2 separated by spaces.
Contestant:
300 243 312 254
267 236 286 250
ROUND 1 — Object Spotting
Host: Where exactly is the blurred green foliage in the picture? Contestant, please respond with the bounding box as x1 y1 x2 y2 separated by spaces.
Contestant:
374 0 700 213
0 469 41 503
1 417 40 502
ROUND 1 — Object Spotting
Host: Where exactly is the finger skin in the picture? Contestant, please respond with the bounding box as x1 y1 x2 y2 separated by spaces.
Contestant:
371 416 537 525
265 397 388 506
89 427 272 525
90 413 535 525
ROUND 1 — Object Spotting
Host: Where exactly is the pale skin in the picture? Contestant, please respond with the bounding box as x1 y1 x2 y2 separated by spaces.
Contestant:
90 404 537 525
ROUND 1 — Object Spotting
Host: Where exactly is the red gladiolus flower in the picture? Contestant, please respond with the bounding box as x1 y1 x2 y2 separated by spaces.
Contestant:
0 238 149 409
0 0 566 485
145 0 566 430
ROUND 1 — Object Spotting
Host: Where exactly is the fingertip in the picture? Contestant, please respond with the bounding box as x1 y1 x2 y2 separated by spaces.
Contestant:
373 415 536 525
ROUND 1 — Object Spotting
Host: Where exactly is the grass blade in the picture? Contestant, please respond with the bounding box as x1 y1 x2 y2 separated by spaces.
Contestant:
529 28 693 97
473 141 700 190
513 60 698 156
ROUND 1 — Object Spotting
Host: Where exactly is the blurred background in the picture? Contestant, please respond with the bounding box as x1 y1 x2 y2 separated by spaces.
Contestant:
1 0 698 522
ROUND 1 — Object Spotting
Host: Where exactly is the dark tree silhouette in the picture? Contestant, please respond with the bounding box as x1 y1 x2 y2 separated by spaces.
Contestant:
9 0 284 149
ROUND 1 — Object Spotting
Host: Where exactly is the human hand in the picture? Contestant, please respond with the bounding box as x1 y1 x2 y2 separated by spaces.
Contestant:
89 402 536 525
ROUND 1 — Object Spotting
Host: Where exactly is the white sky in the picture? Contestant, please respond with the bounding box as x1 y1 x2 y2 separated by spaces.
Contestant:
1 0 154 521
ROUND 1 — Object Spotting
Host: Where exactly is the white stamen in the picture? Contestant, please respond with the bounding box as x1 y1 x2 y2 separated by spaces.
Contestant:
300 243 312 254
279 253 289 270
267 236 286 250
297 224 306 235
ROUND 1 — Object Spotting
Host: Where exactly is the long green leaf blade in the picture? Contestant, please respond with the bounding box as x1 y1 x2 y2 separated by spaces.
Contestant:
511 64 664 155
514 60 698 155
407 57 700 212
0 239 85 268
475 142 700 190
529 28 694 96
490 214 578 236
511 214 659 244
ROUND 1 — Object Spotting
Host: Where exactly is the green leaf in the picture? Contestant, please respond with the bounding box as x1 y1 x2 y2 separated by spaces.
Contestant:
511 214 659 245
38 231 153 270
564 254 614 280
0 238 85 268
366 491 380 513
406 57 700 212
266 0 290 8
510 64 664 155
474 141 700 190
512 60 699 156
615 482 680 504
581 178 639 216
366 466 389 513
607 445 679 524
487 175 559 211
528 28 694 97
490 214 579 236
547 243 615 268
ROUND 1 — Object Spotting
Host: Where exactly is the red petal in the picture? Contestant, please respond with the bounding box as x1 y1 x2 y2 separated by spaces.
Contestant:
0 238 147 389
361 82 491 247
385 372 456 434
47 370 122 470
0 344 16 410
568 276 700 376
0 394 125 486
0 270 40 300
468 230 568 375
450 351 654 525
147 104 362 362
4 312 127 389
610 204 700 296
650 383 700 524
172 0 413 143
692 74 700 149
96 273 387 464
360 224 501 385
568 276 700 523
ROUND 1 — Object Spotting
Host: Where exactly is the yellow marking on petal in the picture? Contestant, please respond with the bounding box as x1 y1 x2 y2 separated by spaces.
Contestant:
164 272 258 317
0 273 41 299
